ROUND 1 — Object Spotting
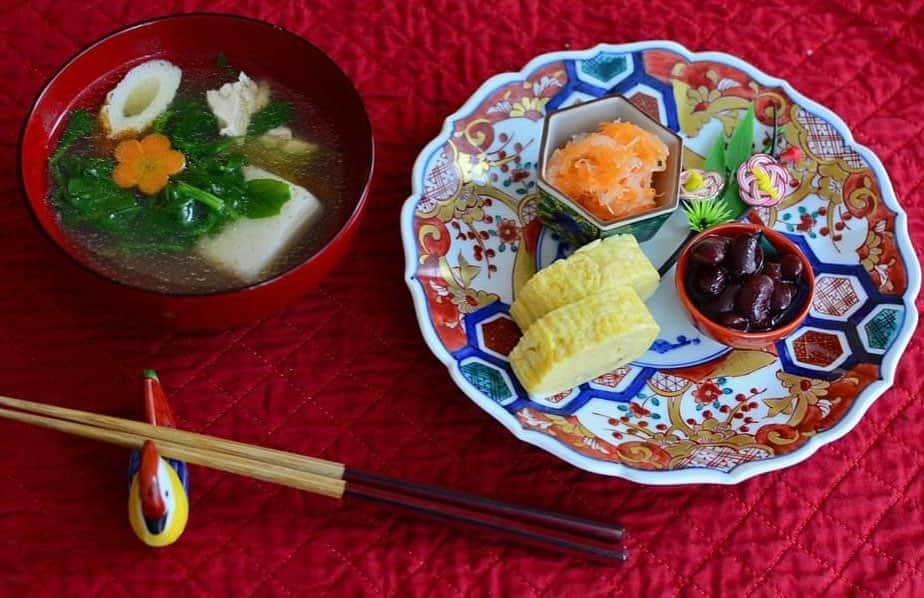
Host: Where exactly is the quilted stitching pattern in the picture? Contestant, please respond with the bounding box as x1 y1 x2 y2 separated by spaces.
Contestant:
0 1 922 595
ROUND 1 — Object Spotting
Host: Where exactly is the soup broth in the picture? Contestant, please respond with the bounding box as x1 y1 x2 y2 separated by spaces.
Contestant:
48 62 345 295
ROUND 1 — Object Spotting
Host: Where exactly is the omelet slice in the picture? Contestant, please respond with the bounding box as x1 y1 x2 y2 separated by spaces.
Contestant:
510 234 659 330
509 287 659 397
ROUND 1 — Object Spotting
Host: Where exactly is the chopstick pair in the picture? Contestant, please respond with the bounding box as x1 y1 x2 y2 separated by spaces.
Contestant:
0 396 627 563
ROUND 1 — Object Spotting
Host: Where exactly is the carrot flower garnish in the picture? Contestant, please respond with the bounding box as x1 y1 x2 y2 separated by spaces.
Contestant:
113 133 186 195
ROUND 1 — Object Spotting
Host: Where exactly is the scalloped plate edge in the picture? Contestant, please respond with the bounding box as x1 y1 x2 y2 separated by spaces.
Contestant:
400 40 921 485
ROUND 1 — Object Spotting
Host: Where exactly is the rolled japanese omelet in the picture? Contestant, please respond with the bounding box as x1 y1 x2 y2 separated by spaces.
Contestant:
510 234 659 330
509 286 659 397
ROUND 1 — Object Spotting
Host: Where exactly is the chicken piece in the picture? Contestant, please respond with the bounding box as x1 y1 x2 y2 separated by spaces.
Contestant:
205 72 270 137
259 126 317 155
264 126 293 139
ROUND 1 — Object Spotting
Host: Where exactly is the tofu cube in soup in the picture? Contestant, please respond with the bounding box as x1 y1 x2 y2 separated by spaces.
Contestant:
196 166 324 283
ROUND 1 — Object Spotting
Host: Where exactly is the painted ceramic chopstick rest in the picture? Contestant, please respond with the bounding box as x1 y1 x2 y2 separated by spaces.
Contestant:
127 370 189 547
0 393 627 562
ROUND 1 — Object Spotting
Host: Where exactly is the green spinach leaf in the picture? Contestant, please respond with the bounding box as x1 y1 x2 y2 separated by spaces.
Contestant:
248 101 291 136
160 99 221 157
176 151 247 213
151 110 173 134
52 96 299 256
240 178 291 218
50 109 96 177
53 156 144 245
53 154 224 254
171 181 230 216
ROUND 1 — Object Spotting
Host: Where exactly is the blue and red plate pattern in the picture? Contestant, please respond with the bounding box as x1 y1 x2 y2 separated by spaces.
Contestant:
401 42 920 484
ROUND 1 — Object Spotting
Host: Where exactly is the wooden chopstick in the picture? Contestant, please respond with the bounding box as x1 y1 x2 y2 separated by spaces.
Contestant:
0 395 624 541
343 468 624 542
0 395 344 478
0 396 626 560
346 482 629 562
0 406 345 498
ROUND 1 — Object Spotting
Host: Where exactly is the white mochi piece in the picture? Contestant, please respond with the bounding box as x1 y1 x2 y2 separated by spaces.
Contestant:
196 166 324 283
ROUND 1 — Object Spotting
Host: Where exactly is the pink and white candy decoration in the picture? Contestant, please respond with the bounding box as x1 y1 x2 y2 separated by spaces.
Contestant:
737 153 791 207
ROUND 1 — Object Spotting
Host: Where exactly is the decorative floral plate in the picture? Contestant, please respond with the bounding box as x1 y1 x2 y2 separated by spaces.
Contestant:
400 42 920 484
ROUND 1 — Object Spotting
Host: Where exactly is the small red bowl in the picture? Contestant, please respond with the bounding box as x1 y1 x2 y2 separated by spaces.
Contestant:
19 14 374 330
675 222 815 350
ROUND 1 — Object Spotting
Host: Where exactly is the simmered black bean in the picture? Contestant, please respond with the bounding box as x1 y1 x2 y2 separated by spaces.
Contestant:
691 237 729 266
764 261 782 281
718 312 749 330
727 234 764 277
686 231 807 333
706 283 740 315
780 254 803 281
694 266 728 296
770 282 796 313
735 274 774 324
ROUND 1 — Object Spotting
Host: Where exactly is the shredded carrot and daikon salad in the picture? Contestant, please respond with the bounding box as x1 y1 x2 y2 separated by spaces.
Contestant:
546 121 669 223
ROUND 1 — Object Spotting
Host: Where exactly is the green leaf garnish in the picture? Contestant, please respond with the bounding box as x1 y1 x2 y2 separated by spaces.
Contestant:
703 131 726 174
248 101 291 136
768 103 779 156
683 199 734 232
158 99 221 157
171 181 228 214
717 104 755 218
696 104 757 226
240 179 291 218
49 90 301 257
725 104 755 171
757 231 779 259
151 110 173 134
50 109 96 178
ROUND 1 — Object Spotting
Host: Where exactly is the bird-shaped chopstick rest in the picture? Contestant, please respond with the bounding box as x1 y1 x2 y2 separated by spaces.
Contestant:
127 370 189 547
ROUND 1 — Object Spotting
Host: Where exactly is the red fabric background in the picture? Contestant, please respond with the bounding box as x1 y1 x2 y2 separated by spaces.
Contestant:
1 1 922 595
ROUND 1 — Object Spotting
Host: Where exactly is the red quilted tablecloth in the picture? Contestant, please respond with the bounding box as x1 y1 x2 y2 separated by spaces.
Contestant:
2 1 923 595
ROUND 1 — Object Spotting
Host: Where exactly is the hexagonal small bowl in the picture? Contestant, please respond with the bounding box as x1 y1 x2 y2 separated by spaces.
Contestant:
536 94 683 247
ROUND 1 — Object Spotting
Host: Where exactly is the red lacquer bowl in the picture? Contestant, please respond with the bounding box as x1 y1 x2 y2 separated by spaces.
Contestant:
675 222 815 350
19 14 374 330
